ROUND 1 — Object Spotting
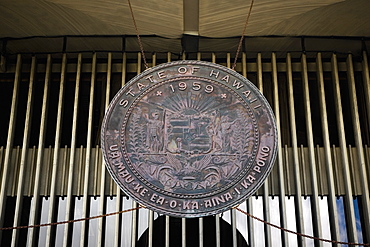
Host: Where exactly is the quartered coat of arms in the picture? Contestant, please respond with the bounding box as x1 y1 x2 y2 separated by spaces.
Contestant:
101 60 277 218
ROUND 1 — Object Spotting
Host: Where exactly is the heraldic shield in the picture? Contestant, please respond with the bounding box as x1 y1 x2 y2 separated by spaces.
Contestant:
125 89 255 194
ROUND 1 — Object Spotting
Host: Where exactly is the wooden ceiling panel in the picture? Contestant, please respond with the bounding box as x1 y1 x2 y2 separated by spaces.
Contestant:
199 0 344 37
261 0 370 36
0 0 183 38
0 0 369 54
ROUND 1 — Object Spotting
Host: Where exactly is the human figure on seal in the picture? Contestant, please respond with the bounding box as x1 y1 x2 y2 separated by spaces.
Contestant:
220 115 237 152
145 111 163 152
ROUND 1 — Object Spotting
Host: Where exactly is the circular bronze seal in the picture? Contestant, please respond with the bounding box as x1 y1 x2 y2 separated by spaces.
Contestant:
101 60 277 218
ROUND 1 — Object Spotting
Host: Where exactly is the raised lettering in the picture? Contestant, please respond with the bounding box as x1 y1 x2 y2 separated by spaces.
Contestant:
140 188 148 197
181 201 199 210
253 146 271 173
126 88 135 97
179 82 187 91
212 195 225 206
124 176 134 183
119 99 129 107
109 145 118 151
204 199 212 208
260 151 269 161
247 175 256 183
224 192 232 201
156 196 165 205
158 70 166 78
137 83 147 91
205 85 214 93
119 169 130 178
169 200 177 208
221 75 230 83
119 169 134 183
116 163 125 172
146 75 154 82
232 80 244 89
109 145 120 159
150 194 158 202
254 105 262 109
192 82 201 91
169 84 175 93
209 70 219 78
257 160 265 166
183 201 191 210
178 67 187 74
133 184 143 193
241 180 250 189
109 151 120 159
253 165 261 173
191 67 200 74
243 90 251 98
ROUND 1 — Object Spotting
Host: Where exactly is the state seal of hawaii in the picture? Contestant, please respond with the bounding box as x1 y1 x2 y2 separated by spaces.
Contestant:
101 60 277 218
